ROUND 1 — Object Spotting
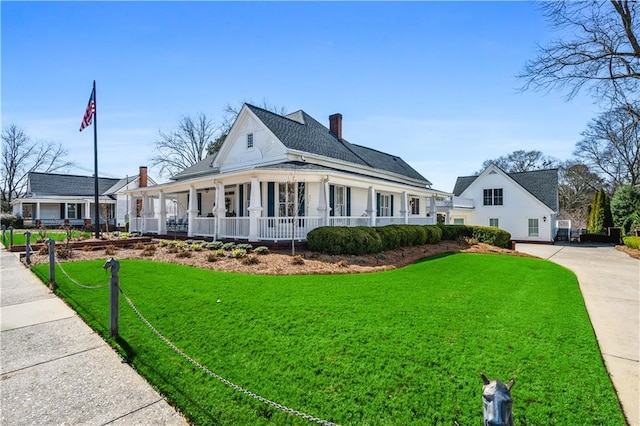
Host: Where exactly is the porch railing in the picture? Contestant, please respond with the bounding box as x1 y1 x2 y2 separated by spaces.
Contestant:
192 217 217 237
328 216 370 227
258 216 322 241
376 216 405 226
130 218 143 233
407 217 436 225
218 217 250 239
144 218 159 234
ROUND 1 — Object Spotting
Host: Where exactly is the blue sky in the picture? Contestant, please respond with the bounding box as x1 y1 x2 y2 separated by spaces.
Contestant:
2 1 599 191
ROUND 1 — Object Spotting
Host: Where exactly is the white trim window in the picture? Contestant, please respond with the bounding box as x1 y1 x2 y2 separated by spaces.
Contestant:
334 185 346 216
379 194 391 216
278 182 295 217
489 218 499 228
483 188 503 206
453 218 464 225
247 133 254 149
410 197 420 215
67 203 77 219
528 218 539 237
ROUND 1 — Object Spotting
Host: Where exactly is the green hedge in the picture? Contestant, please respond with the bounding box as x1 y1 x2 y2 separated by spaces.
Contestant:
308 224 511 255
622 236 640 249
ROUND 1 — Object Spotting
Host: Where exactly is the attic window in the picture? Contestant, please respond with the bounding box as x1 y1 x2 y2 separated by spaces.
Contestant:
247 133 254 149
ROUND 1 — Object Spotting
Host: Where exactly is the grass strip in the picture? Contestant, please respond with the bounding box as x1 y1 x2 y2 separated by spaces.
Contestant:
32 254 625 425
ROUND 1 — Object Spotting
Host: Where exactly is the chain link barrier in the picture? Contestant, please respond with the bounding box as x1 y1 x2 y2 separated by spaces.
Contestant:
120 288 338 426
55 259 110 289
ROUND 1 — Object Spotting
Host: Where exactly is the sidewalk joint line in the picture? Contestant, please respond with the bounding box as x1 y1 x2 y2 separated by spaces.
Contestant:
0 344 105 376
99 398 166 426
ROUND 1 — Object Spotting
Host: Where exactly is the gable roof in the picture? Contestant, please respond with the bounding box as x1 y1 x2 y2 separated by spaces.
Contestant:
27 172 121 198
246 104 430 185
453 167 559 211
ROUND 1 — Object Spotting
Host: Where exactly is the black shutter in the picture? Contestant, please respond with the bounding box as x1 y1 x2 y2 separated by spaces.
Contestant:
329 185 335 217
298 182 305 216
376 193 381 216
390 195 394 216
239 185 244 217
197 193 202 216
267 182 274 217
60 204 65 219
346 187 351 216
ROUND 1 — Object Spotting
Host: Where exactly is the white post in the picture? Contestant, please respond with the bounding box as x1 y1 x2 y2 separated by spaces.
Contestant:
128 197 136 232
84 200 91 220
366 186 376 227
158 191 167 235
187 186 197 237
401 191 408 224
63 203 68 220
214 182 226 239
317 178 329 226
248 178 262 242
141 194 149 233
35 202 41 222
429 196 437 224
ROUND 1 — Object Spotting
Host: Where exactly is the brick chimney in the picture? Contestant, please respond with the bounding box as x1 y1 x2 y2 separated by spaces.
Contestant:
329 113 342 139
139 166 148 188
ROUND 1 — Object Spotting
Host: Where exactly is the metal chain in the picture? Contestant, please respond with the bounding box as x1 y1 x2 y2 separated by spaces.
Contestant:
120 288 337 426
55 259 110 289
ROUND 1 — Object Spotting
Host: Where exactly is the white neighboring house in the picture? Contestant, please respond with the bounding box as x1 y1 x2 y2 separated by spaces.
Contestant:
449 165 559 243
124 103 452 241
11 167 156 229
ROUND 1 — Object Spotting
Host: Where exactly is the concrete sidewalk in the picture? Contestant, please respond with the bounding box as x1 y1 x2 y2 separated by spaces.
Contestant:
517 243 639 426
0 248 188 425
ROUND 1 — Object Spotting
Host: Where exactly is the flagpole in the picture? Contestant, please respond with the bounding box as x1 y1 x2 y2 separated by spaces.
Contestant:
93 80 100 239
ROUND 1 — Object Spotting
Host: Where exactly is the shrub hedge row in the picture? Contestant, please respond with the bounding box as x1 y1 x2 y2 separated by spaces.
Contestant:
622 236 640 249
307 224 511 255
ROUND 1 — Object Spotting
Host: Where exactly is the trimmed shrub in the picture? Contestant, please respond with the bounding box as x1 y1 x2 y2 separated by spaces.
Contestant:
471 226 511 248
424 225 442 244
222 242 236 251
235 243 253 252
230 248 247 258
437 224 474 241
308 226 383 255
205 241 224 250
254 246 270 255
375 226 402 251
623 236 640 249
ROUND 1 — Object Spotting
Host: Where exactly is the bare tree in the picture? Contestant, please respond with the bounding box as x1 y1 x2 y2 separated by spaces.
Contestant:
575 106 640 187
557 161 604 229
150 113 221 179
1 124 73 211
520 1 640 108
477 150 558 174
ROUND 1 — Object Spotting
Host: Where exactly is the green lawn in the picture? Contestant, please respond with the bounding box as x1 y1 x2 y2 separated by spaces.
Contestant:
32 254 625 425
2 229 91 247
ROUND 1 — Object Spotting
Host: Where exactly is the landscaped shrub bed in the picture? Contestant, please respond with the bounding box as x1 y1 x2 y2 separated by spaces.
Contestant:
32 255 625 425
308 224 509 255
623 236 640 249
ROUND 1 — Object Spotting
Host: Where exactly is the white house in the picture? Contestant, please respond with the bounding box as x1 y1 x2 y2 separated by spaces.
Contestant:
11 167 156 229
449 164 559 242
124 104 452 241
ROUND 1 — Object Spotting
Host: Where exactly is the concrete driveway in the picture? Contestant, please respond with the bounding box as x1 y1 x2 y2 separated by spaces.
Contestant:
516 242 639 426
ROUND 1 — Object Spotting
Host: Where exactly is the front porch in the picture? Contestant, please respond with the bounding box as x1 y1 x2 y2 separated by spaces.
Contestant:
125 174 449 242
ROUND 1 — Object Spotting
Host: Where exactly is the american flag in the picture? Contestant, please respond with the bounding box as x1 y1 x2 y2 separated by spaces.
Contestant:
79 88 95 132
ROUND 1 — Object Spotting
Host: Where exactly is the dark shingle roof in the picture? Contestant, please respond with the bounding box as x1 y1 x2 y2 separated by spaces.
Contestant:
453 168 559 211
28 172 121 197
246 105 430 185
171 154 219 180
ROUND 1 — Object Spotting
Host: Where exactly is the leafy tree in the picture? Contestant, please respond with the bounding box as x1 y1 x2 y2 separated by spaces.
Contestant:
150 113 221 179
587 188 614 234
477 150 558 174
610 185 640 234
1 124 72 212
575 106 640 188
520 1 640 108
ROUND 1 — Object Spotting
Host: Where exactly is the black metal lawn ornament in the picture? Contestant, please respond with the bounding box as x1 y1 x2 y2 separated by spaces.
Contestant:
481 373 514 426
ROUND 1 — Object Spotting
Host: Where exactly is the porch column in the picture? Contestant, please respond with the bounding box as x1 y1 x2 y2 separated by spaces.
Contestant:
400 191 408 224
158 191 167 235
187 186 197 237
84 201 91 219
141 194 149 233
317 178 329 226
35 202 41 221
128 197 136 232
366 186 376 227
63 203 68 220
214 182 226 240
429 196 437 224
248 178 263 242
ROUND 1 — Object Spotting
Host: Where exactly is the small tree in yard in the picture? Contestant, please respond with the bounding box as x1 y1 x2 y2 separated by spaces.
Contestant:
587 189 614 234
611 185 640 235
